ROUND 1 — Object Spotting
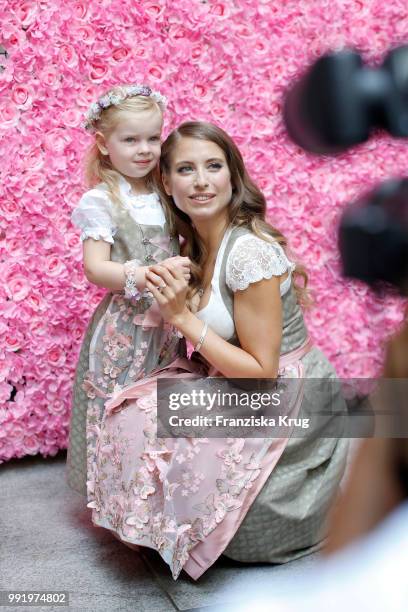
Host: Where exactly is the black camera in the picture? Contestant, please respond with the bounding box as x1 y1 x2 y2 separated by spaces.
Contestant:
284 46 408 295
284 46 408 155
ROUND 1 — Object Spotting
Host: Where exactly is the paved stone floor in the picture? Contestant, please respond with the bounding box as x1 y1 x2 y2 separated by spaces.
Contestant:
1 451 319 611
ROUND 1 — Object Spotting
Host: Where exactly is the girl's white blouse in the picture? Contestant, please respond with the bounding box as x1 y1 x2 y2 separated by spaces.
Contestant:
196 227 296 340
71 176 166 243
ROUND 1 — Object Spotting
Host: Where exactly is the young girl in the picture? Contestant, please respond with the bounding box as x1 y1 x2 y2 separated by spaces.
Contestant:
66 84 190 498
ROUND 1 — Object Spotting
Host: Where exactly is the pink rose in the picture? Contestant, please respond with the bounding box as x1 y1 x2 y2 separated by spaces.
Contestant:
143 2 166 20
75 23 96 45
0 443 21 461
65 231 81 250
287 194 309 218
10 392 28 419
4 354 23 385
0 408 9 427
88 60 109 83
59 44 78 68
5 275 31 302
0 298 19 320
8 423 26 442
290 233 310 257
167 24 188 41
0 197 20 219
29 319 47 336
148 65 165 82
4 333 23 352
45 256 67 278
112 47 130 62
19 196 43 215
24 173 46 192
0 63 14 94
309 217 327 236
76 84 98 107
23 434 40 455
133 44 148 59
72 1 88 19
44 129 71 152
1 23 26 49
210 3 230 18
22 146 44 171
193 84 212 102
47 400 66 416
233 23 256 39
209 63 229 83
210 103 230 122
39 66 60 89
0 101 19 129
253 40 268 55
25 293 45 312
11 84 33 110
15 1 38 28
46 345 66 367
0 383 12 403
190 42 209 63
61 108 82 128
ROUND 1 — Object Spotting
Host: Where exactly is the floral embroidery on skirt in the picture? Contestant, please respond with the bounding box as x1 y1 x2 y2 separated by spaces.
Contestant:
86 362 305 579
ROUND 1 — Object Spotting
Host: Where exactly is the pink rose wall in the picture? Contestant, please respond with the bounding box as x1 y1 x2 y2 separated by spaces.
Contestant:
0 0 407 462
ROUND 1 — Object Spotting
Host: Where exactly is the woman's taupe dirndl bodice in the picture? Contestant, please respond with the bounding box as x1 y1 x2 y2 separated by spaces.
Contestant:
195 225 349 562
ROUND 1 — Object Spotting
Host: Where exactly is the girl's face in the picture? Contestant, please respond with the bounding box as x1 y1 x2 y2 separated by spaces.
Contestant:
162 137 233 225
97 109 162 183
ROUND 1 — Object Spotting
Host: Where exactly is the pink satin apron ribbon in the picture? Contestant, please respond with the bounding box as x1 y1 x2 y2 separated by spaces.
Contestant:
279 336 313 370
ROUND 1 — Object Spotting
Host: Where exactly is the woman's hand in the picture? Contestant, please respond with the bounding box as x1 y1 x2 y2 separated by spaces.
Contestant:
145 264 189 325
146 256 190 288
162 256 191 281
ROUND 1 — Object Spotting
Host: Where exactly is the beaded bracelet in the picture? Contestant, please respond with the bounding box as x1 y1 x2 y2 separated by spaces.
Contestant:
123 260 144 300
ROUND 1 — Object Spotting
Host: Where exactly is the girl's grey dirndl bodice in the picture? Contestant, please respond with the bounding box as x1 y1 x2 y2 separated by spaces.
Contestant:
66 203 185 496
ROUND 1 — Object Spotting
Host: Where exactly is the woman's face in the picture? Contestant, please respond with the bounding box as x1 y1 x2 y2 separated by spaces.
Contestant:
162 137 233 225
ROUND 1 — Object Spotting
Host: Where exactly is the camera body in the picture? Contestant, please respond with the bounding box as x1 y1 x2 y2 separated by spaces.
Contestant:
339 179 408 295
284 46 408 154
284 46 408 294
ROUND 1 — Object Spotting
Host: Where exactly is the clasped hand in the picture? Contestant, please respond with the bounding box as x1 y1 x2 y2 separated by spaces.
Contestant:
145 257 190 325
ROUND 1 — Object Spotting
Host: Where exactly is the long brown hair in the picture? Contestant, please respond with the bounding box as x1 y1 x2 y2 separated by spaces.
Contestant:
159 121 310 306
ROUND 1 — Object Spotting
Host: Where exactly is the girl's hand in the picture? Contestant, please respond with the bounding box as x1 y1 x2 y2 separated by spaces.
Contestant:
145 264 189 325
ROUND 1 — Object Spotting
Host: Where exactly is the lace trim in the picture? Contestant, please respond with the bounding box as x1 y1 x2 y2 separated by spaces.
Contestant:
123 259 152 302
115 179 162 208
79 228 114 244
226 235 295 292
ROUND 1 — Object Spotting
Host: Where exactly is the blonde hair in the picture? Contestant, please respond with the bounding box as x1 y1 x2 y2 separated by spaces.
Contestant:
84 85 164 211
159 121 311 307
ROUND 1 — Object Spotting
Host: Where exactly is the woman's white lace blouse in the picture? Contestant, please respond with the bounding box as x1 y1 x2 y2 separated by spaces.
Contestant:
226 233 296 293
196 229 296 341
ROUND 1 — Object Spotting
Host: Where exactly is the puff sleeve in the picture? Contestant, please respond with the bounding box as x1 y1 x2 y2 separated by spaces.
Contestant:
71 188 117 244
226 234 296 293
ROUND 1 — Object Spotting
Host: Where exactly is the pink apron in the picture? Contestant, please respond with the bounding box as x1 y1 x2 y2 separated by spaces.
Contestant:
89 338 312 580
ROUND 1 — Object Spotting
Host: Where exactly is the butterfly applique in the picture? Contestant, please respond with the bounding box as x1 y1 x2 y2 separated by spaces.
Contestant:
125 511 149 530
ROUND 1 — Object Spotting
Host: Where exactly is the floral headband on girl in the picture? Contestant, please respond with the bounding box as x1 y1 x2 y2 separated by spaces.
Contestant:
83 84 167 132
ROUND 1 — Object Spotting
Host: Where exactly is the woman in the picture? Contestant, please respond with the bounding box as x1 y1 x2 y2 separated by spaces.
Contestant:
88 121 348 580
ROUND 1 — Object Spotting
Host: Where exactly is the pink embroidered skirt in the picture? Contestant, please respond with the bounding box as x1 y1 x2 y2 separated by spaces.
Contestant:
87 341 313 580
